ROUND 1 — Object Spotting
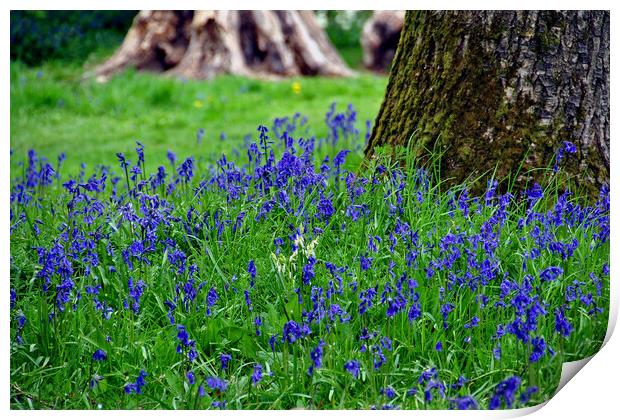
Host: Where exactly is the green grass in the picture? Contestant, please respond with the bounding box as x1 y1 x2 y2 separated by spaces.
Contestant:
10 60 388 177
10 57 609 410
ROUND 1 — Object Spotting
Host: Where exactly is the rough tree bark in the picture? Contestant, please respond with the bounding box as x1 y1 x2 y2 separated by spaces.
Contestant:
361 11 404 72
90 10 352 81
365 11 609 198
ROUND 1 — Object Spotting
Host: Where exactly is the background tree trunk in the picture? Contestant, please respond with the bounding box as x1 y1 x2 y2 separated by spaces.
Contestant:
90 10 352 81
89 11 193 81
361 11 404 72
365 11 609 198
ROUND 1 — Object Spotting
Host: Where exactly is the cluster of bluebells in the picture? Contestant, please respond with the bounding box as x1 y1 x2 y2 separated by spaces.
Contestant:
176 324 198 362
553 141 577 172
124 370 148 395
9 104 609 409
487 376 540 409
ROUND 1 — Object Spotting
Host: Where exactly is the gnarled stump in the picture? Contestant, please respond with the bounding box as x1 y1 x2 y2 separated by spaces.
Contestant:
366 11 609 199
90 11 193 82
361 11 404 72
90 10 352 81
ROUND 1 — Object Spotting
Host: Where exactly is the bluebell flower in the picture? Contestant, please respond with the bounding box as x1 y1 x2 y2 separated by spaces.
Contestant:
440 303 455 329
344 360 361 378
220 353 232 370
254 316 262 336
251 364 263 385
269 334 278 352
177 157 195 182
408 303 422 323
424 379 446 402
488 376 521 409
247 260 256 281
418 367 437 385
519 386 539 404
307 340 325 375
14 312 27 344
317 194 335 221
244 290 253 312
302 256 317 285
282 320 310 344
450 395 478 410
373 346 387 370
206 376 228 392
212 400 227 409
360 254 372 271
126 277 145 314
89 374 104 390
493 345 502 360
85 285 101 295
381 387 396 399
554 141 577 171
554 307 573 337
526 183 543 202
333 149 350 168
540 266 563 282
380 336 392 351
206 287 218 316
124 370 148 395
563 141 577 154
451 376 468 390
116 153 130 169
176 324 197 362
464 316 479 329
186 371 195 385
196 128 205 144
92 349 107 361
358 286 377 315
135 141 144 165
166 150 176 166
529 336 546 363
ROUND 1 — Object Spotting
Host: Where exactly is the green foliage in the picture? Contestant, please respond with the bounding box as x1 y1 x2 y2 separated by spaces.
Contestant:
317 11 371 68
318 11 371 49
10 10 136 65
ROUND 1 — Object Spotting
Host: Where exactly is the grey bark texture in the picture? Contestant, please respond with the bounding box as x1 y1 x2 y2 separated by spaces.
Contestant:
90 10 352 81
366 11 609 199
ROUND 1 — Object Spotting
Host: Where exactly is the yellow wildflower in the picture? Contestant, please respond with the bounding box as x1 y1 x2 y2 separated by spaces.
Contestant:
291 81 302 95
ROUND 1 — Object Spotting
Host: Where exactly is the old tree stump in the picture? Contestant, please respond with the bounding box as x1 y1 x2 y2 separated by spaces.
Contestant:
361 11 404 72
90 10 352 81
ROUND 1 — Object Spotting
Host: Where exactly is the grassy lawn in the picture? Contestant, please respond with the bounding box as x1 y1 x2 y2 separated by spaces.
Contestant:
10 60 388 176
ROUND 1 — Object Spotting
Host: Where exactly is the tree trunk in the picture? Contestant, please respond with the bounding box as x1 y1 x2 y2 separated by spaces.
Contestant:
365 11 609 198
90 11 194 81
90 10 352 81
361 11 404 72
